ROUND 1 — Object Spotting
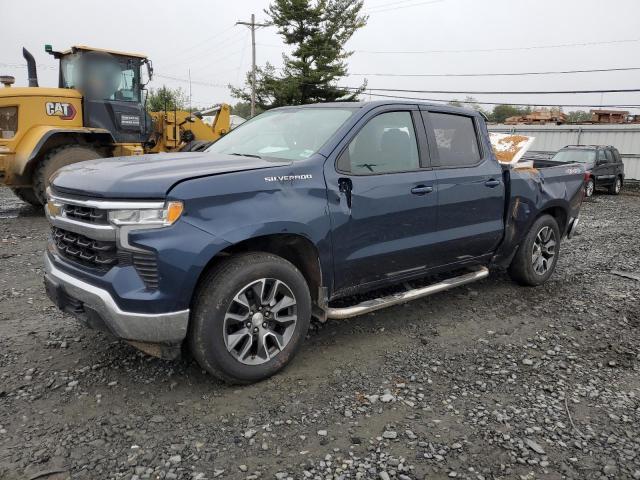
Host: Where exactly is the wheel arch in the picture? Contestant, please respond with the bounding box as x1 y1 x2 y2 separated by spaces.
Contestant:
537 205 568 236
193 233 323 304
13 127 114 184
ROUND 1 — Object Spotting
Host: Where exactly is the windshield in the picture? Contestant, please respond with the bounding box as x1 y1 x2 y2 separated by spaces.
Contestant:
61 52 142 102
550 149 596 164
206 108 357 161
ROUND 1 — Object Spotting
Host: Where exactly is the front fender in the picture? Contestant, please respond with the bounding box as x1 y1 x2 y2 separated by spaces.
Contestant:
168 160 334 287
8 126 114 184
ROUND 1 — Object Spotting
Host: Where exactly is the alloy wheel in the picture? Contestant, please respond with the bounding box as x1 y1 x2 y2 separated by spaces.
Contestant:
223 278 298 365
531 226 556 275
585 180 594 197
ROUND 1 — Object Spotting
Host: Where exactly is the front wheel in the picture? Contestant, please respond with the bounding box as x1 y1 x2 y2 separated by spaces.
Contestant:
508 215 561 286
189 252 311 384
33 145 103 204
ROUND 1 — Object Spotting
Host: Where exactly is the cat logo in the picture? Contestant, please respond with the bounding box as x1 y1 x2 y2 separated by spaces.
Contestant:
45 102 76 120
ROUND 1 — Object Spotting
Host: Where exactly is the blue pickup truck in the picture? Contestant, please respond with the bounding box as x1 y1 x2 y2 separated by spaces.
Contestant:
44 101 585 383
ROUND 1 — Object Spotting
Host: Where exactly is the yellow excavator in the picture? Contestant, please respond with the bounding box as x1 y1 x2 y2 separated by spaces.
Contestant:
0 45 231 206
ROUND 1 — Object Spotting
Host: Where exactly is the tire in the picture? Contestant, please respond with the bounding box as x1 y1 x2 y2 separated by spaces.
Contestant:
584 178 595 198
10 187 42 207
33 145 103 204
189 252 311 384
508 215 561 287
608 176 622 195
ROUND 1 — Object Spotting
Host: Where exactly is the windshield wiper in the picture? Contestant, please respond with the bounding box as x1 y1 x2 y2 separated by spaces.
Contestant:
230 153 262 159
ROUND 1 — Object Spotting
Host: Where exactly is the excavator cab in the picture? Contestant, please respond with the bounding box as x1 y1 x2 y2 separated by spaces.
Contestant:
0 44 231 206
46 45 154 145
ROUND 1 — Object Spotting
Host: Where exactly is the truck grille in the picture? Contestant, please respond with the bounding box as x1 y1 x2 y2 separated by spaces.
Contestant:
52 227 117 270
48 193 162 290
62 204 108 224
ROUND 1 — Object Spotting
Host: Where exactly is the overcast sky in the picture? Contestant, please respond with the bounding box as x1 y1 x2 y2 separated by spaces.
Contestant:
3 0 640 113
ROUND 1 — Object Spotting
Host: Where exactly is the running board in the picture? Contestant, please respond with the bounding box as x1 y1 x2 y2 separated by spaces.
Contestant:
325 267 489 320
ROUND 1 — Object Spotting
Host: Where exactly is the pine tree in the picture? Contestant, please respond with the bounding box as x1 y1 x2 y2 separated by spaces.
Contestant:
231 0 367 108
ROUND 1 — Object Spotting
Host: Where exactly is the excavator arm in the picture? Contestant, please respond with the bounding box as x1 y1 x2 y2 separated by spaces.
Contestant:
146 103 231 154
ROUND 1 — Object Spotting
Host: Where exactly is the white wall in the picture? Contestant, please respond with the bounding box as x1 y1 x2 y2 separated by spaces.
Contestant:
488 124 640 180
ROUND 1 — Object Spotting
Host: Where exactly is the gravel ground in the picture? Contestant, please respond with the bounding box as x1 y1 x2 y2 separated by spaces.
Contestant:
1 185 639 480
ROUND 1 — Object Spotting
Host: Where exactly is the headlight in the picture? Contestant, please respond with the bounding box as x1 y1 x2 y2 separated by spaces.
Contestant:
0 106 18 139
108 201 183 227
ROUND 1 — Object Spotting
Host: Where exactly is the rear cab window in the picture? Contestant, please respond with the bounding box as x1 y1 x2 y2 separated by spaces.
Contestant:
423 111 482 167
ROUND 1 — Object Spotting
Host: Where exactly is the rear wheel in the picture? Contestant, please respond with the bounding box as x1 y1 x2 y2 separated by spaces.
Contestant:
34 145 103 204
10 187 41 207
608 176 622 195
508 215 561 286
585 178 595 198
189 252 311 384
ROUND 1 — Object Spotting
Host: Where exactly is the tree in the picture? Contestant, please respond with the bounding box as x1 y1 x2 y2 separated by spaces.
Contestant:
145 86 187 112
231 0 368 109
566 110 592 123
448 97 489 117
490 104 530 123
231 101 263 119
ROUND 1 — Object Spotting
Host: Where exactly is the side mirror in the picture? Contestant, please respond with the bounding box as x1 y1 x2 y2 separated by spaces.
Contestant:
145 59 154 82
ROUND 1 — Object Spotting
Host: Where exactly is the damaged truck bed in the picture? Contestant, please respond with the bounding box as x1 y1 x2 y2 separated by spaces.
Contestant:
44 101 586 383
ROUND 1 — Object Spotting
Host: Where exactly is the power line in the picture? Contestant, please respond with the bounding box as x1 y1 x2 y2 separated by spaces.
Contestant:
341 86 640 95
366 0 445 14
354 37 640 54
365 0 434 9
153 24 238 63
258 37 640 55
349 66 640 78
164 32 248 68
0 62 56 70
351 90 640 108
154 73 228 89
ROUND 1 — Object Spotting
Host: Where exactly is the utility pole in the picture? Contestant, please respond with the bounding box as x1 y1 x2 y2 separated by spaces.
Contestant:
236 14 271 117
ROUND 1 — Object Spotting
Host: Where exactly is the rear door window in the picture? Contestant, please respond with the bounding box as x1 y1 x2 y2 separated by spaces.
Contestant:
605 149 615 163
425 112 481 167
612 149 623 163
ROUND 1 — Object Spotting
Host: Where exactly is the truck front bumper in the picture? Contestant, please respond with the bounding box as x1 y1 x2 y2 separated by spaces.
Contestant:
44 253 189 346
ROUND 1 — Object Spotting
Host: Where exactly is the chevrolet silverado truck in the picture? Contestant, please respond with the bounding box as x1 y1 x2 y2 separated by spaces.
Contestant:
43 101 585 384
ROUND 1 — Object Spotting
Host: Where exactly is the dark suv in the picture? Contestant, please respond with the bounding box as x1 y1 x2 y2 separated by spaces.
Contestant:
550 145 625 197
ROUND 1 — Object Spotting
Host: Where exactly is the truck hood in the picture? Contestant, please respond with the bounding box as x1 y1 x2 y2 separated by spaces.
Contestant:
50 152 292 198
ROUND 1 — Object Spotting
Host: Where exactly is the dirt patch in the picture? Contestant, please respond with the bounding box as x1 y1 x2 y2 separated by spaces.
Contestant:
1 186 639 479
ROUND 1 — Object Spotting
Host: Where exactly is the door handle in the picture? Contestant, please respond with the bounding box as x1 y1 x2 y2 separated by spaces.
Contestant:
411 185 433 195
484 179 501 188
338 178 353 208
